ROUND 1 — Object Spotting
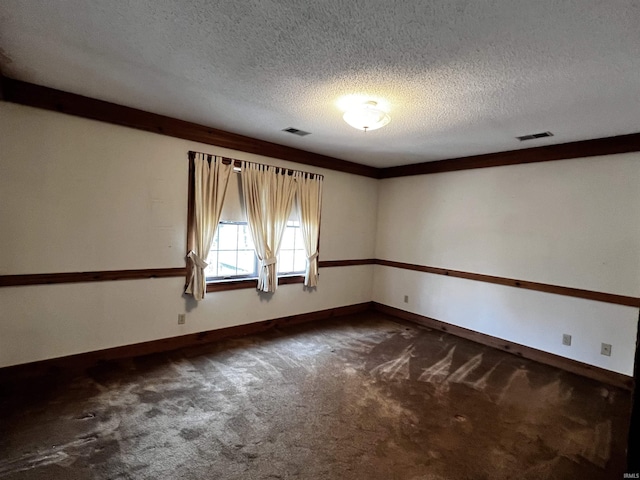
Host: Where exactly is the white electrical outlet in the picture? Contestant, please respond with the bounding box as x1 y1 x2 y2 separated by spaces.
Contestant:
562 334 571 346
403 295 409 303
601 343 612 356
178 314 186 325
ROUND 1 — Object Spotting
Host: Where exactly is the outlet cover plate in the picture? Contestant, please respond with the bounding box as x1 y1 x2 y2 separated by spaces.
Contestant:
178 314 186 325
601 343 612 356
403 295 409 303
562 334 571 346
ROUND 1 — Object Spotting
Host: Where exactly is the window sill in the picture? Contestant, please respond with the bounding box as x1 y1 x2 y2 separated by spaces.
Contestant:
205 275 304 293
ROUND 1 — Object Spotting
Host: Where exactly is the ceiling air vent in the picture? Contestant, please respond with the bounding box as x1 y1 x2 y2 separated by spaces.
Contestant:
282 127 311 137
516 131 554 141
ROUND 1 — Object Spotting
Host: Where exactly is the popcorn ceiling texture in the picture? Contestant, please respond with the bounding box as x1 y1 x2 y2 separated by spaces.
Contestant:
1 1 639 167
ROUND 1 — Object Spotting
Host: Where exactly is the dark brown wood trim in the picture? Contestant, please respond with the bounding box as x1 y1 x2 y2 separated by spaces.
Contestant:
185 152 196 289
204 260 376 292
1 77 378 178
0 302 373 382
372 302 634 391
190 150 325 178
206 275 304 293
375 259 640 307
318 259 376 268
0 268 186 287
5 78 639 180
205 260 377 292
0 260 375 289
379 132 640 178
2 259 634 311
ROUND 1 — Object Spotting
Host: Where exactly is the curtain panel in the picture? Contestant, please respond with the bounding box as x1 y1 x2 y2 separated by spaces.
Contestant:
185 153 233 300
294 172 323 287
241 162 297 292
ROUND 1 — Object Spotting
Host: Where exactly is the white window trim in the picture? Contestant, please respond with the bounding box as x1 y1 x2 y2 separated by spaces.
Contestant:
206 220 306 284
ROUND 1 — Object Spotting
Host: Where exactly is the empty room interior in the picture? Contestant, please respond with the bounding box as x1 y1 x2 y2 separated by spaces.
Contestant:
0 1 639 479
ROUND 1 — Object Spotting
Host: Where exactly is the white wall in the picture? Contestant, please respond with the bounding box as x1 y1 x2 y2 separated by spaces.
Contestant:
0 102 378 367
2 101 638 376
374 156 640 375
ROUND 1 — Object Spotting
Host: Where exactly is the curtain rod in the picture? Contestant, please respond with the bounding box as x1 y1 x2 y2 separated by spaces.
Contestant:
188 150 324 179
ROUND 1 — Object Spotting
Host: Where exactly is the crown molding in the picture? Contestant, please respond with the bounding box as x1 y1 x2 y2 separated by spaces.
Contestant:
3 77 639 179
379 133 640 178
0 77 379 178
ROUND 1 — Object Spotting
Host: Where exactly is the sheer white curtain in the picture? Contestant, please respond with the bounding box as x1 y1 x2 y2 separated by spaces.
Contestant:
294 172 323 287
241 162 297 292
185 153 233 300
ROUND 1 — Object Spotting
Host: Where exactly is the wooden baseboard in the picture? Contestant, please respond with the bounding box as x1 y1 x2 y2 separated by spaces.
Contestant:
3 300 631 392
0 302 372 382
372 302 634 391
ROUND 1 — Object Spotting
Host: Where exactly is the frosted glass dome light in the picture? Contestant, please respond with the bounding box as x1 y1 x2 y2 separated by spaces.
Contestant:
343 101 390 132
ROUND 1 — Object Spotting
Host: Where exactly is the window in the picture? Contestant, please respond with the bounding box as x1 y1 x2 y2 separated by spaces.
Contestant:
186 151 323 295
205 220 306 281
277 220 307 275
205 222 256 279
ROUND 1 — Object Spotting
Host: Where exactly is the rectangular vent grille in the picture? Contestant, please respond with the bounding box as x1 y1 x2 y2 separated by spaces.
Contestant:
283 127 311 137
516 131 554 141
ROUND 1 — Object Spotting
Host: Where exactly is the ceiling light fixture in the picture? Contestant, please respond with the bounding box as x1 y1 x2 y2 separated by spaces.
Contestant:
343 100 390 132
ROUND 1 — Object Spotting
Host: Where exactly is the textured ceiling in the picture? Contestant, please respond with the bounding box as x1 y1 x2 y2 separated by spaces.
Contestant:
1 1 639 168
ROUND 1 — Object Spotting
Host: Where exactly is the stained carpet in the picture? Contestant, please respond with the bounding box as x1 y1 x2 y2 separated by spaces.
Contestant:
0 311 631 479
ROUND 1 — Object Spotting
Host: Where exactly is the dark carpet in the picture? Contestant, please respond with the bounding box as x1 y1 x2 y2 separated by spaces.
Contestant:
0 311 631 479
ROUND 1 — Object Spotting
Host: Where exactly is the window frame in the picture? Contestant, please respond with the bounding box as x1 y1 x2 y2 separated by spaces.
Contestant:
205 220 306 283
273 220 307 277
205 221 259 282
186 154 310 293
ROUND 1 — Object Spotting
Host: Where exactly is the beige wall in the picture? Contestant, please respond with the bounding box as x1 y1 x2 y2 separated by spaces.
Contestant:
374 156 640 375
0 103 378 367
2 101 639 376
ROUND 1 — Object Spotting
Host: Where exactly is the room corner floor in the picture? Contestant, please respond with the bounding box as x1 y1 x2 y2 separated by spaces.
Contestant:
0 311 631 479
